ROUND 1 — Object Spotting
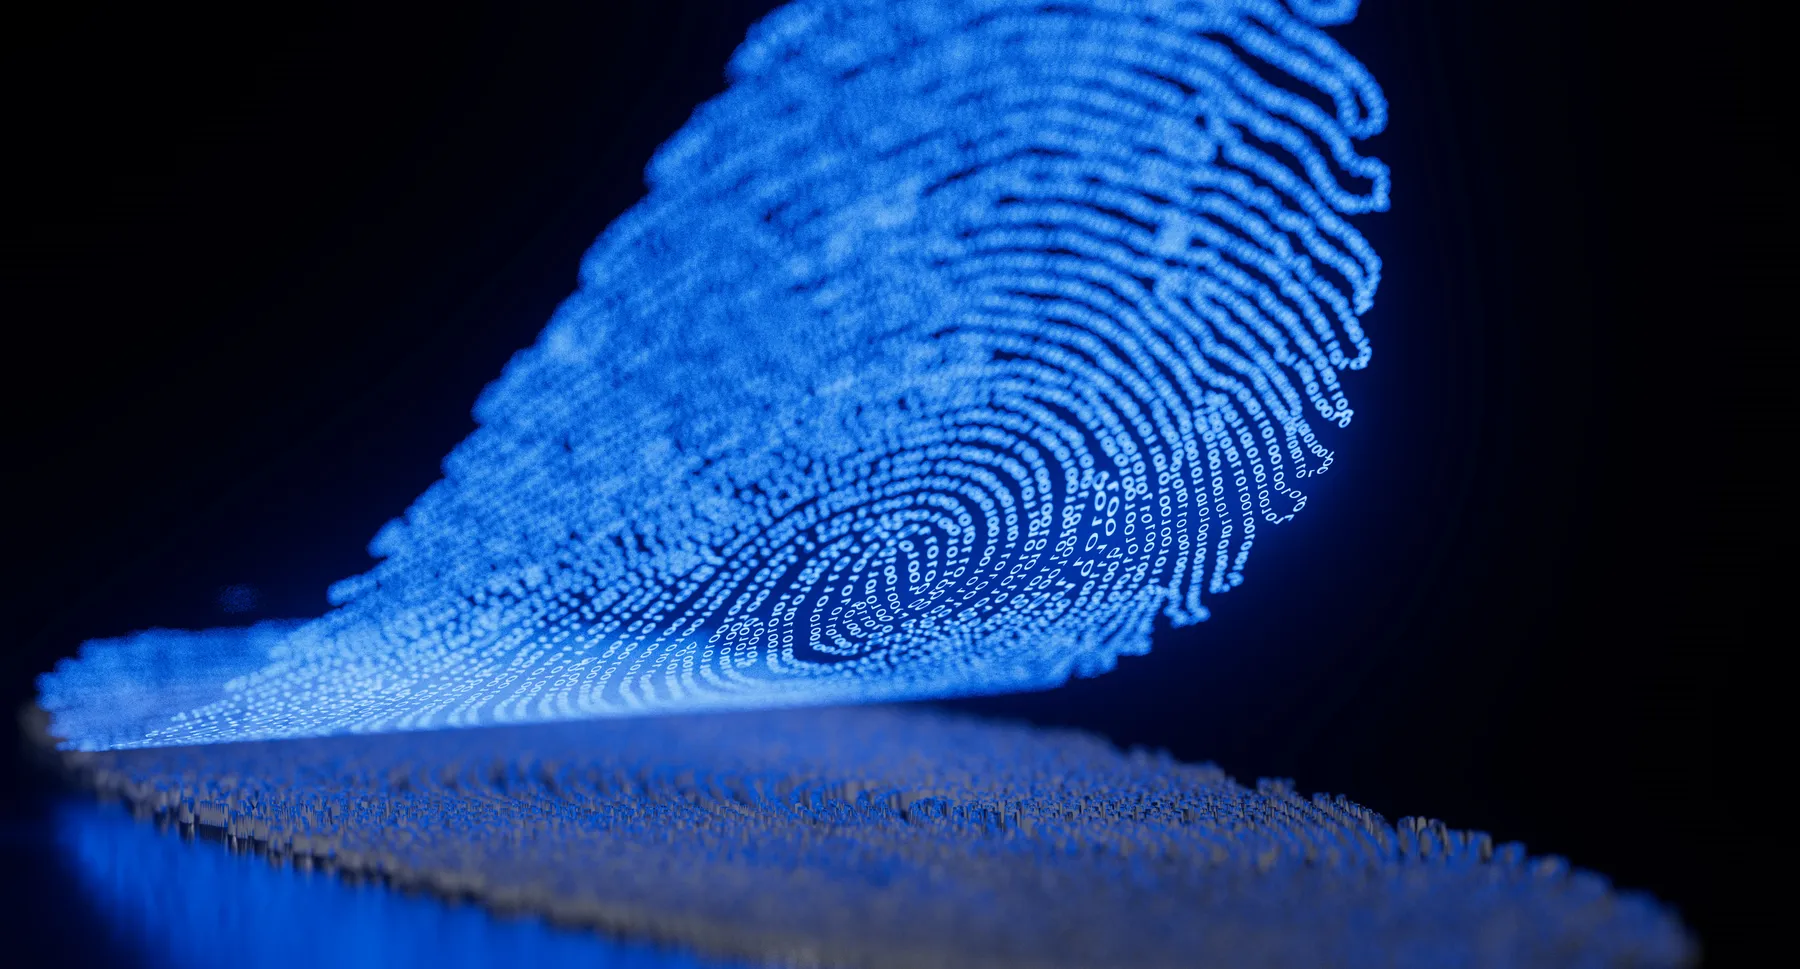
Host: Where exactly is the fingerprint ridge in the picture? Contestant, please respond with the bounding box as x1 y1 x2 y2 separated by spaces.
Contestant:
42 0 1392 750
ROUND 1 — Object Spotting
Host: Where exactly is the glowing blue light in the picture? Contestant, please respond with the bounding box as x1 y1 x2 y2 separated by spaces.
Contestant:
41 0 1392 750
52 706 1697 968
56 799 752 969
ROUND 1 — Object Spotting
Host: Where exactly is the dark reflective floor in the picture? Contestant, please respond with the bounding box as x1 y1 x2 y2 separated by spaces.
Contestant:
13 796 749 969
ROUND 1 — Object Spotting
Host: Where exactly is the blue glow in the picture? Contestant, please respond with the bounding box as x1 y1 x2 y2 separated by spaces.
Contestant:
42 0 1394 749
54 706 1697 968
55 799 751 969
217 584 261 615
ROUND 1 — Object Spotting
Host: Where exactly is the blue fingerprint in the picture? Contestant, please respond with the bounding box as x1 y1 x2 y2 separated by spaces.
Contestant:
42 0 1393 750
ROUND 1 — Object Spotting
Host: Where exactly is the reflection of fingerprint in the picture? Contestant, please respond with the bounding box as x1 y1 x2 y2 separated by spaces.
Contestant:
56 800 748 969
44 0 1392 749
41 706 1696 968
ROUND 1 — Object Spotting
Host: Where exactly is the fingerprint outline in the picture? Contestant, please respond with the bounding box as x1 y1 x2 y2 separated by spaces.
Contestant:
42 0 1394 750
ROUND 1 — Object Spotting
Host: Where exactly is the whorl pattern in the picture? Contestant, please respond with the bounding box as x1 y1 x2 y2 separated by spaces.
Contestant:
42 0 1391 749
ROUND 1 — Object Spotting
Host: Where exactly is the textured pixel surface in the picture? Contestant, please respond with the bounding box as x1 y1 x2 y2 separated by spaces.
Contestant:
46 705 1694 968
43 0 1393 750
57 799 749 969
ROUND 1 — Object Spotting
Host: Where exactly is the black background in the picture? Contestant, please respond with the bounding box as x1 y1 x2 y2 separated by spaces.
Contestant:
2 0 1754 962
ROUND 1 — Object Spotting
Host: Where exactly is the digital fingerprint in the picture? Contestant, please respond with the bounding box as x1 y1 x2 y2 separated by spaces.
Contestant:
43 0 1390 750
34 705 1696 968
